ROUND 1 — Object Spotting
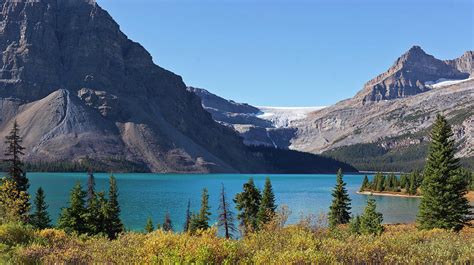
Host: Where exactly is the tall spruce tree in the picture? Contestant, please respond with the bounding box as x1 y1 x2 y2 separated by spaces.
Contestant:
257 177 277 227
104 176 123 239
328 169 352 228
86 170 96 206
184 199 192 232
234 178 261 233
58 182 88 234
359 197 384 235
218 184 237 239
30 187 51 230
360 175 369 192
190 188 211 232
144 217 154 233
3 121 28 193
417 114 472 231
162 213 173 232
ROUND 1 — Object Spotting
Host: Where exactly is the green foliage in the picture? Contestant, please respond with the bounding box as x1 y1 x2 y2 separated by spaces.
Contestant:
104 176 123 239
359 176 369 192
190 188 211 233
183 200 191 232
328 169 351 228
359 198 384 236
30 187 51 230
144 217 154 233
58 182 87 234
349 215 361 234
234 178 261 233
3 121 28 193
257 177 277 227
417 115 472 231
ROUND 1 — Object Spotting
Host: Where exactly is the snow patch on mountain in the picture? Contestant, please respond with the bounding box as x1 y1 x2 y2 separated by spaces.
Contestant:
425 78 473 88
256 106 325 128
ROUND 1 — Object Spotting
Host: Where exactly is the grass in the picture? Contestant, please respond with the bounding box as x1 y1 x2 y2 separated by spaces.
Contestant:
1 222 474 264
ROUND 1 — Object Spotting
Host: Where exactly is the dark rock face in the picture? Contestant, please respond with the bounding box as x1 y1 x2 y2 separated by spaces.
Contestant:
0 0 267 172
356 46 470 103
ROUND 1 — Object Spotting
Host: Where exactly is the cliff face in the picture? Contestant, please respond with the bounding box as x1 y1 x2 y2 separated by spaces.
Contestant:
0 0 266 172
355 46 470 103
445 51 474 76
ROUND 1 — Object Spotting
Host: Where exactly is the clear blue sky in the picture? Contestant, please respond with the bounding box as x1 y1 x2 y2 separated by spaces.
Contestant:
97 0 473 107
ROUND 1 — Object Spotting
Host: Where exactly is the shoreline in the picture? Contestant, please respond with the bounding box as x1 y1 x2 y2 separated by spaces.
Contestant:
357 191 474 202
357 191 421 198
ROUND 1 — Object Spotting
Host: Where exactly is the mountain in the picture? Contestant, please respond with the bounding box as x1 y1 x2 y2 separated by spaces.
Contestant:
188 87 323 148
190 47 473 172
355 46 470 104
0 0 354 173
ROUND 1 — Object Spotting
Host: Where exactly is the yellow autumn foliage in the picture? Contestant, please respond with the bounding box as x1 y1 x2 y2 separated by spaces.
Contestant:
1 222 473 264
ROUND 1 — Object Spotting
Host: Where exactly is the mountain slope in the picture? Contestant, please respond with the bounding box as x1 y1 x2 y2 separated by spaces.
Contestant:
189 47 473 171
0 0 268 173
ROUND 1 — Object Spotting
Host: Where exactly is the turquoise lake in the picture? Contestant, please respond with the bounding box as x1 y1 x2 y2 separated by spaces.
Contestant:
27 173 420 232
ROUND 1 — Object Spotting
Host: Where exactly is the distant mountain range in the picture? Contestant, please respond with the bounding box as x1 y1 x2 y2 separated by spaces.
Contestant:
191 47 473 172
0 0 354 173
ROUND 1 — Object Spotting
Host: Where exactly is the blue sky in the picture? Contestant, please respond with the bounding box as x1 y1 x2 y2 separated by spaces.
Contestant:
97 0 473 106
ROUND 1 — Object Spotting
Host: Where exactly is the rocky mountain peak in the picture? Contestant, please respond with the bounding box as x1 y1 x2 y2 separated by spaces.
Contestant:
355 46 470 104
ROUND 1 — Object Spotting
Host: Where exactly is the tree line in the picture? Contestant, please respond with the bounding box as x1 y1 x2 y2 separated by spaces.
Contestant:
0 114 472 240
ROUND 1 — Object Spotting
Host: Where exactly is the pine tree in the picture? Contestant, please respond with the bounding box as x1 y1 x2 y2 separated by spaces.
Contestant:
3 121 28 193
218 184 237 239
359 197 384 235
328 169 352 228
349 215 361 234
234 178 261 233
408 174 417 195
86 170 96 207
162 213 173 232
104 176 123 239
30 187 51 230
400 174 408 190
190 188 211 232
417 114 472 231
184 199 191 232
375 173 385 192
58 182 88 234
144 217 154 233
257 177 277 227
360 175 369 192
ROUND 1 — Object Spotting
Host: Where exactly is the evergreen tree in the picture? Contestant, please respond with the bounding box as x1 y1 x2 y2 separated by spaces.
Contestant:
408 174 417 195
190 188 211 232
400 174 408 190
3 121 28 192
144 217 154 233
58 182 87 234
384 174 393 191
218 184 237 239
234 178 261 233
375 173 385 192
30 187 51 230
162 213 173 232
359 197 384 235
360 175 369 192
417 114 472 231
86 170 96 206
328 169 352 228
257 177 277 227
104 176 123 239
183 199 191 232
349 215 361 234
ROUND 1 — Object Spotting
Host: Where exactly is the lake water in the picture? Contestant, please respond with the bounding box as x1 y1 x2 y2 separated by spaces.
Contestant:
27 173 420 232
